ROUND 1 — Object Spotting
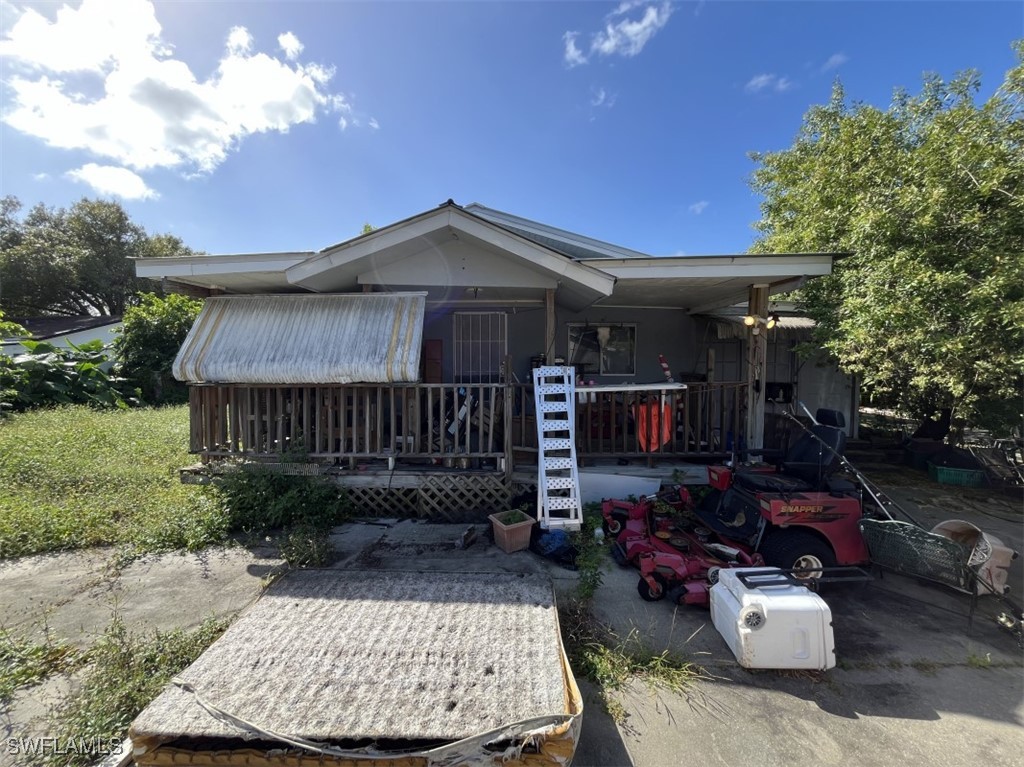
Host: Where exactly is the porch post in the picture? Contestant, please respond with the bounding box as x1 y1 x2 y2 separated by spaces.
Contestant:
745 284 769 453
545 288 556 363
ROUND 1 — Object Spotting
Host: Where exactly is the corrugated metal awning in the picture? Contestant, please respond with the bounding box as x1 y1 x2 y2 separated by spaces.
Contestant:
173 293 425 384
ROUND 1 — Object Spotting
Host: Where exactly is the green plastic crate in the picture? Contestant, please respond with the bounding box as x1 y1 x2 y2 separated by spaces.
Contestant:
927 461 986 488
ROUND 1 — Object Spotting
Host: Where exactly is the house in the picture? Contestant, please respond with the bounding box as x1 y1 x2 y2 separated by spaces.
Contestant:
1 315 123 357
134 200 847 515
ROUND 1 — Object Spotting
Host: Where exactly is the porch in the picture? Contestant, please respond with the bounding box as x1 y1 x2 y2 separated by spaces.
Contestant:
186 379 747 517
188 379 747 467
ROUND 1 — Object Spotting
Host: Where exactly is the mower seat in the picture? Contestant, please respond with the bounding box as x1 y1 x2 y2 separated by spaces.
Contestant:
734 424 847 493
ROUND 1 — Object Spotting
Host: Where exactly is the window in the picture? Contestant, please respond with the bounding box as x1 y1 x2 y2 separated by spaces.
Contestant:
453 312 507 383
568 324 636 376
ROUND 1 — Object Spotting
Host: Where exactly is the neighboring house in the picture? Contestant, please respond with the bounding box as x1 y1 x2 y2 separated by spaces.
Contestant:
1 315 122 356
134 200 842 514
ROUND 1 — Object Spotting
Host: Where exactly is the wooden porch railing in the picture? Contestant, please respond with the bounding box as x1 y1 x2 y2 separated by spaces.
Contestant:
189 380 747 465
507 381 747 461
189 383 508 463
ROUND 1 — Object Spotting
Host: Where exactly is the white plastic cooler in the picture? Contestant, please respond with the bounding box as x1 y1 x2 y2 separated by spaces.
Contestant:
710 567 836 670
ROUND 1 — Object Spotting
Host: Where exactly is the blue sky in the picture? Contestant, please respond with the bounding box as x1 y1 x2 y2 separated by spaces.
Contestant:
1 1 1020 257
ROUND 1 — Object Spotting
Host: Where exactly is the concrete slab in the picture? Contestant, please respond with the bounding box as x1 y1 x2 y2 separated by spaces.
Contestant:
0 546 283 647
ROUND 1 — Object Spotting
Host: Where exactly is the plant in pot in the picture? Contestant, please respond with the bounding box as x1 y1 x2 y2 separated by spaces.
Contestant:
489 506 536 554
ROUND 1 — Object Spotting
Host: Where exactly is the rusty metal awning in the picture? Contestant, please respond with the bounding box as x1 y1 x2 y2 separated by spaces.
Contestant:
172 293 425 384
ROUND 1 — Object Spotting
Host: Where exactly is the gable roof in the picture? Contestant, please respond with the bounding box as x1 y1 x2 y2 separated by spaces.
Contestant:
285 202 614 310
133 200 839 313
464 203 649 261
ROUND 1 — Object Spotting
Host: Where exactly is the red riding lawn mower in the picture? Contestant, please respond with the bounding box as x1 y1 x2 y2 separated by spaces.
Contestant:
603 407 875 607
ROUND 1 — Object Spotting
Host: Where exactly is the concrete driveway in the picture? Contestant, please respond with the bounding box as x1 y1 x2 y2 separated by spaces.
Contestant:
2 469 1021 767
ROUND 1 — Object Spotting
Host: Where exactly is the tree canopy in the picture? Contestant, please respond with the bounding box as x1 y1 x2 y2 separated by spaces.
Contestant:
749 43 1024 431
0 196 195 318
114 292 204 404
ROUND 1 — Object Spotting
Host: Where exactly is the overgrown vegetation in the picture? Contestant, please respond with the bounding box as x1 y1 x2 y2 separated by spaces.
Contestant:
216 462 351 566
0 406 352 563
0 405 227 558
749 43 1024 433
559 600 705 724
0 628 83 705
43 616 228 767
114 292 203 405
1 339 138 415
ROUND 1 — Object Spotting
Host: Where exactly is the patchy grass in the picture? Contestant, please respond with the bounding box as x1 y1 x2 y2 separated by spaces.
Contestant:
0 628 84 705
44 616 228 767
0 406 229 559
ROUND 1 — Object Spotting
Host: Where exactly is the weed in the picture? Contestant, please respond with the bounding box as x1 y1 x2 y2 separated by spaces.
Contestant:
966 652 992 669
571 508 607 603
279 522 335 567
909 659 939 675
558 600 704 723
0 628 83 704
0 406 229 559
45 616 228 767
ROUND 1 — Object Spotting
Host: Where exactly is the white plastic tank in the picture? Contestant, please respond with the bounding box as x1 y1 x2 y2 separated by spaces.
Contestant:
711 567 836 670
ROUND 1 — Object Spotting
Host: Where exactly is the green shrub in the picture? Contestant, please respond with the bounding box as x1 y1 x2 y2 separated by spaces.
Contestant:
114 292 203 405
216 463 351 534
0 339 138 414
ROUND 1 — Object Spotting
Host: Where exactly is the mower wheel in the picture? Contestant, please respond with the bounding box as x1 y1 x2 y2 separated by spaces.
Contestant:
759 531 836 581
602 510 629 538
637 572 668 601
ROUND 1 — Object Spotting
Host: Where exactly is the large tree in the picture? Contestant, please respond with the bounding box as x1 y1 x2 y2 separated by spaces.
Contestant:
749 43 1024 432
0 197 194 317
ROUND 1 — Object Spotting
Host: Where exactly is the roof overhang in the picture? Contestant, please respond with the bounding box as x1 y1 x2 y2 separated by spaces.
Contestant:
133 252 313 293
285 206 615 310
585 254 834 312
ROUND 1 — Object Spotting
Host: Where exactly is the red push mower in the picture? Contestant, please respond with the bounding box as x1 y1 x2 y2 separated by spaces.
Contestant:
602 486 765 607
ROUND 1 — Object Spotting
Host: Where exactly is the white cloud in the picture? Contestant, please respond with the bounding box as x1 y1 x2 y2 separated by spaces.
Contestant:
563 31 587 67
0 0 354 186
592 2 673 58
590 87 616 108
338 115 349 130
226 26 252 55
278 31 303 60
688 200 709 215
32 172 49 181
562 2 672 66
66 163 158 199
368 117 379 130
821 53 848 72
745 73 794 94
